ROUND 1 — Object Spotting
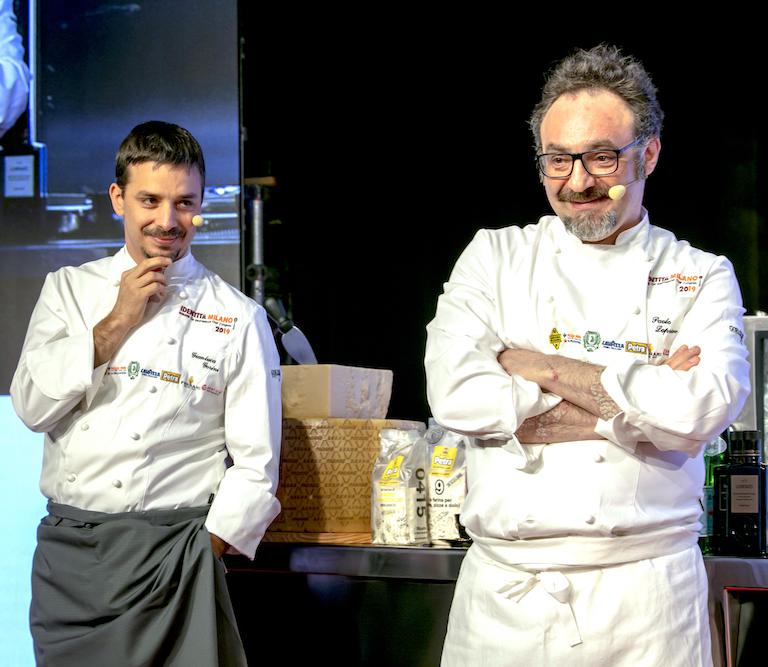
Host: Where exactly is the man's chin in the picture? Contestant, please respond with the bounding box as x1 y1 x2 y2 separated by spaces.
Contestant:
141 247 181 262
561 212 618 243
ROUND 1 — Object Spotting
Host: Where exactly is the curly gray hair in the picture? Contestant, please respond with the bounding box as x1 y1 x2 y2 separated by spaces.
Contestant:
529 44 664 154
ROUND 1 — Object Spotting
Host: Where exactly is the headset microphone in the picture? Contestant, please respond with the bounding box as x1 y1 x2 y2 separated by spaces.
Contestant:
607 178 643 201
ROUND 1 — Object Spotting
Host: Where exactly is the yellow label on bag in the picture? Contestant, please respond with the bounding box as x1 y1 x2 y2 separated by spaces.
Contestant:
431 446 457 476
380 455 405 485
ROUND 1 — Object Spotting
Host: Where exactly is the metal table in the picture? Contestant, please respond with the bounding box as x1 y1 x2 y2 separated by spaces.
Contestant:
225 544 767 666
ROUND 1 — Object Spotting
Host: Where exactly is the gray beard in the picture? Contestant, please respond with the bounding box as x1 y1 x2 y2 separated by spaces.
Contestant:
561 210 618 242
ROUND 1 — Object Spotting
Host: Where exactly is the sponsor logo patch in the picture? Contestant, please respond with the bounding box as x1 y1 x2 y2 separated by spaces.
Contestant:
141 368 160 378
729 325 745 342
549 328 563 350
182 376 200 390
625 341 652 355
161 370 181 384
107 365 127 375
582 331 601 352
128 361 140 379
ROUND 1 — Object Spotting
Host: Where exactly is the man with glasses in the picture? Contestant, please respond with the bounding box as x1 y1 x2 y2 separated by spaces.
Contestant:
426 45 749 665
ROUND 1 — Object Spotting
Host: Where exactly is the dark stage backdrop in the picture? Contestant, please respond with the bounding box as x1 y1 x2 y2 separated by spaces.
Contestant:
240 15 767 422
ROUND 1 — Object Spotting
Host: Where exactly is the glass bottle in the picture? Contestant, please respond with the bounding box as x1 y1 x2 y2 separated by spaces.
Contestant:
700 434 728 554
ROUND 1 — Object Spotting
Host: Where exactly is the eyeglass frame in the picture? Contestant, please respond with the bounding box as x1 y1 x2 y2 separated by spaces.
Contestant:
535 138 644 179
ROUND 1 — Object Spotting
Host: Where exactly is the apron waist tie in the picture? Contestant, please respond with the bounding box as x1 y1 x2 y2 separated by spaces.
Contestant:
497 570 583 647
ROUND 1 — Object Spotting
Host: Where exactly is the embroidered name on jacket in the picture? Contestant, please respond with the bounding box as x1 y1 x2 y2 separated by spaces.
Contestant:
192 352 220 373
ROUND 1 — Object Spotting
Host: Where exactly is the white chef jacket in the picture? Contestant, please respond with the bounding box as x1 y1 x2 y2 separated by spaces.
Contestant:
0 0 30 137
11 247 282 559
425 213 750 566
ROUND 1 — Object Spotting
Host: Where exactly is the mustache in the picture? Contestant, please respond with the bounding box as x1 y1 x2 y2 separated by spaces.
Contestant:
143 227 185 239
557 185 610 203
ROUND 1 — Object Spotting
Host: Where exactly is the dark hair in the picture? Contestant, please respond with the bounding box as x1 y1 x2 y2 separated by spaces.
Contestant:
115 120 206 191
529 44 664 153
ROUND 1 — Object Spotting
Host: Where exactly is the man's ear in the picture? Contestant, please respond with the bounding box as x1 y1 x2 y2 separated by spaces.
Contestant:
108 183 124 216
643 136 661 177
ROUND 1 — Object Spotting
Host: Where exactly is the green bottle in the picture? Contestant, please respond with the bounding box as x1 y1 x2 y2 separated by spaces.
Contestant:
700 434 728 554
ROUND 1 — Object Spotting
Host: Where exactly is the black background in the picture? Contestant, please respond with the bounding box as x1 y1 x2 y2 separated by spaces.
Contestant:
240 13 767 421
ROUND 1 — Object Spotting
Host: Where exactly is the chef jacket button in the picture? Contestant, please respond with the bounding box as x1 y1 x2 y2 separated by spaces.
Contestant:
112 479 123 488
130 432 140 440
167 337 176 345
594 454 604 463
179 291 188 299
584 515 596 524
113 280 120 287
633 306 641 315
149 385 157 394
80 423 89 431
546 295 554 303
524 516 536 524
66 473 76 483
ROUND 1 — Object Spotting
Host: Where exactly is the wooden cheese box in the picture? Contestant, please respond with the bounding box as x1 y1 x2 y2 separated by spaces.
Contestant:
265 418 425 545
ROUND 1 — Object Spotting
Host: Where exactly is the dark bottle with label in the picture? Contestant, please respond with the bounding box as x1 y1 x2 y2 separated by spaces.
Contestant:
713 431 766 557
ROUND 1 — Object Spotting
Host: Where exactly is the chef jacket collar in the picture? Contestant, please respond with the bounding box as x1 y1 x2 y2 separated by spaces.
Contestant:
613 208 650 248
553 208 652 259
108 246 201 286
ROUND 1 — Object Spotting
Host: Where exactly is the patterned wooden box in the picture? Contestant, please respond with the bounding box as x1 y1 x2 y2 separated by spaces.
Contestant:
265 418 424 544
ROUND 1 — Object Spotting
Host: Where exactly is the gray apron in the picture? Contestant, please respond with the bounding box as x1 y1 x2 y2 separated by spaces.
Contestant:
31 502 247 666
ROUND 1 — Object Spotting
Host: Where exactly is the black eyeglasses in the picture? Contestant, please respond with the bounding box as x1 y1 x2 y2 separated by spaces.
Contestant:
535 138 642 178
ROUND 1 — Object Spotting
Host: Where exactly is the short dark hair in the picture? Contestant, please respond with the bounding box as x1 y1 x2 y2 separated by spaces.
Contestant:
529 44 664 153
115 121 206 191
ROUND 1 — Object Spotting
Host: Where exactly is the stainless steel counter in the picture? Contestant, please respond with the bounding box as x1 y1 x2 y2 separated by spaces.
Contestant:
226 544 767 666
227 542 467 581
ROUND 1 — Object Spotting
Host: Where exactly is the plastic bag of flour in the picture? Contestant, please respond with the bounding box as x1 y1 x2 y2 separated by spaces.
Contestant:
371 428 429 545
425 422 470 545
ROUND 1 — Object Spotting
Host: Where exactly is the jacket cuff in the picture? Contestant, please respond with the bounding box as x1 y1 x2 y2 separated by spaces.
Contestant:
205 472 281 559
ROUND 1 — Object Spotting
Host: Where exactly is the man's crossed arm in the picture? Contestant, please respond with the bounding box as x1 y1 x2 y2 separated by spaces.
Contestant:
497 345 701 444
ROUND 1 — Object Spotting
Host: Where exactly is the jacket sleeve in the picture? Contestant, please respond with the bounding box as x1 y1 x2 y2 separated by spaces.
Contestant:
204 306 282 558
11 272 109 433
598 255 750 456
425 229 561 466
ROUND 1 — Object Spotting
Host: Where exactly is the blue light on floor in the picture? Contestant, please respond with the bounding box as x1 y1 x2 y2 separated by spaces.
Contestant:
0 396 45 667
